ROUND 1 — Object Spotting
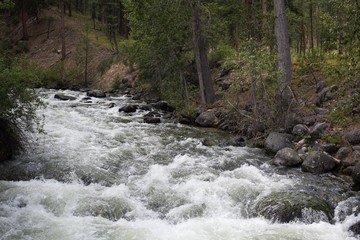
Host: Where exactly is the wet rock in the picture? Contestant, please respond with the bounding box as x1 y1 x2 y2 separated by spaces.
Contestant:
144 117 161 124
138 105 152 111
87 90 106 98
144 111 161 124
301 151 339 174
195 112 218 128
234 136 246 147
108 103 115 108
178 113 194 125
345 128 360 145
119 105 138 113
272 147 303 167
74 197 131 221
264 132 293 154
54 93 76 101
255 191 333 223
152 101 175 112
349 222 360 236
132 93 142 101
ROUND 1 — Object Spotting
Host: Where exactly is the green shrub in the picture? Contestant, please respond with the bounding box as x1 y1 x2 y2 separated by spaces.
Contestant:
0 55 43 160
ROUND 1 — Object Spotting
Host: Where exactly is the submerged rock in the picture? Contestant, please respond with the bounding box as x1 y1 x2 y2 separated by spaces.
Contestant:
255 191 333 223
264 132 293 154
119 105 138 113
87 90 106 98
272 147 303 167
54 93 76 101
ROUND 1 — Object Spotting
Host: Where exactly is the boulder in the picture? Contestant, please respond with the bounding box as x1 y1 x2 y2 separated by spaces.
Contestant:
264 132 293 154
87 90 106 98
351 162 360 185
152 101 175 112
292 124 310 139
143 111 161 124
335 147 352 160
255 191 333 223
195 112 218 128
272 147 303 167
349 222 360 236
316 85 338 106
118 105 138 113
178 113 195 125
54 93 76 101
310 122 330 140
345 128 360 145
144 117 161 124
322 143 340 155
301 151 339 174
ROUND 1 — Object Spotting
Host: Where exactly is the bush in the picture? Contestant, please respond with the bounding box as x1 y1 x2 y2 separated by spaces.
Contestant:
0 55 43 161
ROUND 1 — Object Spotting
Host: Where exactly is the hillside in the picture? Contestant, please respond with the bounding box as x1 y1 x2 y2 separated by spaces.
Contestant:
15 7 130 90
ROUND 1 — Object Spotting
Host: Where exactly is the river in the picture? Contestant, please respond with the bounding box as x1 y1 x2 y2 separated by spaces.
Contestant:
0 89 359 240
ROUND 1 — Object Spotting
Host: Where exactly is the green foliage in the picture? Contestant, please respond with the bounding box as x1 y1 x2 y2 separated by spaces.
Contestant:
321 134 342 145
0 54 43 139
122 0 192 107
97 57 114 75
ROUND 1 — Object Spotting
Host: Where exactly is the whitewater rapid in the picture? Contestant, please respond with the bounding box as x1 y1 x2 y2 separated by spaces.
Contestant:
0 89 359 240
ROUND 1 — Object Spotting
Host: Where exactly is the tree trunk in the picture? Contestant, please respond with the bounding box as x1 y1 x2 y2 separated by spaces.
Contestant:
274 0 292 85
21 7 29 40
68 1 72 17
309 0 314 51
189 0 215 105
60 0 66 60
274 0 293 128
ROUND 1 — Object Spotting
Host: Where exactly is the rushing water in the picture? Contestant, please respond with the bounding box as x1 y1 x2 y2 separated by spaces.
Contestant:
0 89 360 240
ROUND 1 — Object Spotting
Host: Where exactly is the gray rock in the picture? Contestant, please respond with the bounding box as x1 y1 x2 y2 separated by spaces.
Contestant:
54 93 76 101
265 132 293 154
292 124 310 139
152 101 174 112
195 112 218 127
316 81 327 93
345 128 360 145
301 151 339 174
272 147 303 167
349 222 360 236
335 147 352 160
144 117 161 124
322 143 340 155
316 85 338 106
118 105 138 113
310 122 330 139
87 90 106 98
352 162 360 185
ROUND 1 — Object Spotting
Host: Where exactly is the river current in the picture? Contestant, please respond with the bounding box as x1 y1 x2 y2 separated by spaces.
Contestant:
0 89 359 240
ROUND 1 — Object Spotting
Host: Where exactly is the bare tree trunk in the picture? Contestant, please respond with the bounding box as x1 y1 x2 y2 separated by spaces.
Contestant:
60 0 66 60
189 0 215 105
274 0 293 128
68 1 72 17
309 0 314 51
274 0 292 85
21 7 29 40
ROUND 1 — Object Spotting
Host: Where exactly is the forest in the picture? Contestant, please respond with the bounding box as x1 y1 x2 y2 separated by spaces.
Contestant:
2 1 360 238
0 0 359 159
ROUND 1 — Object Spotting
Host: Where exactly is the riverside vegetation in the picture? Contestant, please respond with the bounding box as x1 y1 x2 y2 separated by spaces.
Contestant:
0 0 360 236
